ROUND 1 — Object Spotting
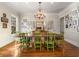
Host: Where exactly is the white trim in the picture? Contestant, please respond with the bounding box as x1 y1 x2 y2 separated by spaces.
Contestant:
0 35 15 48
65 39 79 47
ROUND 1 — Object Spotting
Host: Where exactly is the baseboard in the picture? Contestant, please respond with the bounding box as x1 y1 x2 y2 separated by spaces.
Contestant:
0 35 15 48
0 40 15 50
0 40 14 48
65 39 79 47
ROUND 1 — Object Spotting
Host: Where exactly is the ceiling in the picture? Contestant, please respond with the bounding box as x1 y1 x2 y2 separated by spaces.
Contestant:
0 2 72 15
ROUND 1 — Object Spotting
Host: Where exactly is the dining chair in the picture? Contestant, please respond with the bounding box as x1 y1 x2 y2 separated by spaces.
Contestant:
44 34 55 51
34 31 42 51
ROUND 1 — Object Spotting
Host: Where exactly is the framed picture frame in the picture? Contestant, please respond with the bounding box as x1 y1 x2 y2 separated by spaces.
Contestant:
0 16 1 27
78 18 79 26
77 6 79 13
3 23 7 28
11 16 16 34
23 19 27 22
77 18 79 32
65 15 69 28
11 26 16 34
1 13 8 28
72 19 78 29
77 26 79 32
1 13 8 23
73 19 77 25
69 16 73 28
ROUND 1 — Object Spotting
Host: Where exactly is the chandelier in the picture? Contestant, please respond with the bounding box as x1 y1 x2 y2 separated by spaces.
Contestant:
34 2 45 19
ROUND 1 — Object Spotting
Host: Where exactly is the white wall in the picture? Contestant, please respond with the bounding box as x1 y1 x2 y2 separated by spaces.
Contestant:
59 3 79 47
0 4 19 48
20 13 60 34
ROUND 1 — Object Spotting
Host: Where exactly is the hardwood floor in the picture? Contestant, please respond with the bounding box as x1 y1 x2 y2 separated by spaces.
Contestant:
0 41 79 57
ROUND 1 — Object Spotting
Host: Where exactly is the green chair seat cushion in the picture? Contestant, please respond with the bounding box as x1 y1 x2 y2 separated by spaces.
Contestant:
34 32 41 36
34 36 41 44
35 46 41 48
35 45 41 46
35 44 41 48
44 40 57 48
35 42 41 44
34 35 41 49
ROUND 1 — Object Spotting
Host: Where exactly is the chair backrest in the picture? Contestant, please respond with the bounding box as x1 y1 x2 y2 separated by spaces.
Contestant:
33 31 41 42
46 32 56 41
55 34 63 40
34 31 41 36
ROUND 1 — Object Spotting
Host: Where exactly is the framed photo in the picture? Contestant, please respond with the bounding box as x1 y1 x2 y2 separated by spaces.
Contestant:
73 25 77 29
23 19 27 22
0 16 1 27
77 18 79 32
72 19 78 29
1 13 8 28
69 16 73 28
3 23 7 28
65 15 69 28
11 26 16 34
77 6 79 13
77 26 79 32
74 20 77 25
1 13 8 23
11 16 16 34
78 18 79 26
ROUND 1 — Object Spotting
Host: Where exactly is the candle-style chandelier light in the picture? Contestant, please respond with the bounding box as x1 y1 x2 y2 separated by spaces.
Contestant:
34 2 46 19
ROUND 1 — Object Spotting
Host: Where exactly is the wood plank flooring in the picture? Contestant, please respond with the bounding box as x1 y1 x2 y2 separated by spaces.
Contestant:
0 41 79 57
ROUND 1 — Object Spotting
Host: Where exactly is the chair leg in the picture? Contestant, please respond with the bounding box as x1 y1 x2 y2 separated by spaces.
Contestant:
40 46 41 51
34 43 36 51
47 47 49 51
47 44 49 51
40 43 41 51
62 39 65 56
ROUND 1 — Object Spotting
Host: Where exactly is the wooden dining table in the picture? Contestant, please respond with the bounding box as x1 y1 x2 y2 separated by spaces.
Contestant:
16 31 64 49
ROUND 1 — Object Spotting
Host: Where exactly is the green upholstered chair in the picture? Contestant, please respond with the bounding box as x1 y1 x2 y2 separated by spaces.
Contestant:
19 33 30 49
34 36 41 51
19 37 29 49
44 32 57 51
34 31 42 51
44 36 54 51
55 34 64 48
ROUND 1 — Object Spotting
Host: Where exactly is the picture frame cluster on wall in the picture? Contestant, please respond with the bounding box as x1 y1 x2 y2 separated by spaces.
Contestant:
60 6 79 32
0 13 17 34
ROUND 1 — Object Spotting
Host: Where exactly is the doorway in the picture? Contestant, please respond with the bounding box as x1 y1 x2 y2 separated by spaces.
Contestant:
60 17 64 35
